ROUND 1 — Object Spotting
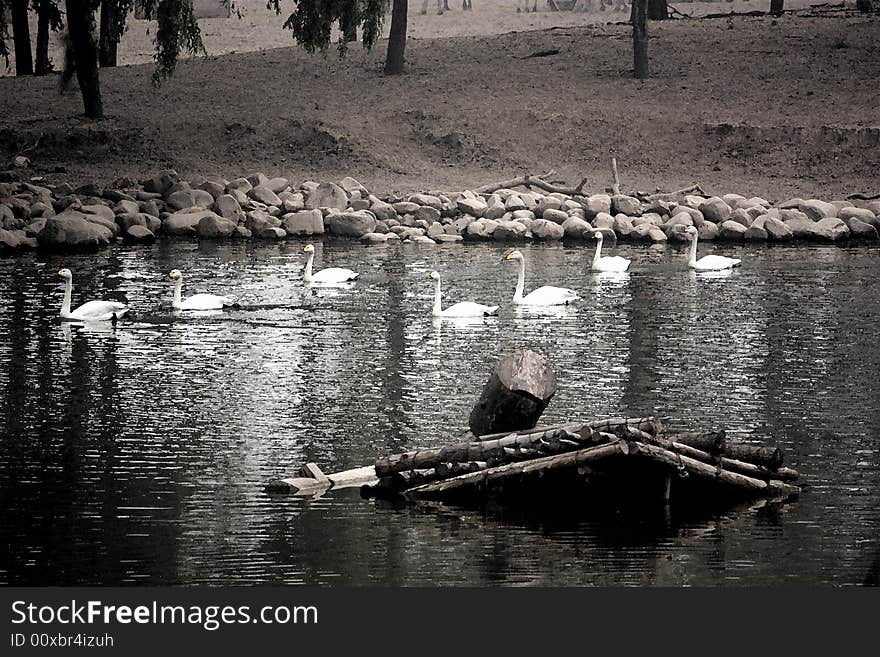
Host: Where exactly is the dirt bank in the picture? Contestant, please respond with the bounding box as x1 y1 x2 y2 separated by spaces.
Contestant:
1 12 878 201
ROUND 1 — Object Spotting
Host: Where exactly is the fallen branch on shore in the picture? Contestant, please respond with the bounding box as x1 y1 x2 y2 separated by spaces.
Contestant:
473 171 589 196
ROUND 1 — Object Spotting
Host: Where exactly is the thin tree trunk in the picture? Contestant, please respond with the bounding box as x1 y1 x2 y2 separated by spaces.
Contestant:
384 0 407 75
99 1 119 67
769 0 784 15
66 0 104 118
632 0 648 79
35 4 51 75
647 0 667 19
11 0 34 75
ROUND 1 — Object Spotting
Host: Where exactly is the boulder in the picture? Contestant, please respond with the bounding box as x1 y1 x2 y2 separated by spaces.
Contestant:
214 194 245 223
843 217 878 239
783 217 818 240
114 199 141 216
435 234 463 243
80 204 115 222
265 177 290 194
37 211 114 249
408 193 443 209
258 227 287 240
339 177 368 196
248 185 282 207
199 180 226 199
360 232 392 243
611 194 641 216
493 220 528 241
464 219 498 240
505 195 527 211
282 209 324 236
699 197 733 223
370 201 398 222
529 219 564 240
164 209 220 236
325 210 377 237
613 214 635 237
561 216 593 240
729 208 752 227
415 205 441 224
143 169 180 195
838 207 879 229
761 216 793 241
670 205 705 227
542 208 569 225
123 225 156 243
197 214 237 238
307 182 348 210
0 228 30 251
799 199 837 221
697 222 719 241
719 220 747 241
535 196 563 216
456 196 488 217
167 188 214 211
777 198 804 210
115 212 148 231
814 217 850 241
584 194 612 219
779 209 811 224
592 212 615 230
744 223 768 241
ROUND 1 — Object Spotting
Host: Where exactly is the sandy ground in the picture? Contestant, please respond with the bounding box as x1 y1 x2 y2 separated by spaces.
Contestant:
1 3 878 201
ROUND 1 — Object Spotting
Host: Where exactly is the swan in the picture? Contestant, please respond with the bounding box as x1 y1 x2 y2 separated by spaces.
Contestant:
591 231 631 272
57 268 129 322
302 244 359 284
502 250 579 306
169 269 236 310
683 226 742 271
429 271 499 317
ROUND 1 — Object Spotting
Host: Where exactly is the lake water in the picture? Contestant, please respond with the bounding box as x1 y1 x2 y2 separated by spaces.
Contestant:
1 239 878 586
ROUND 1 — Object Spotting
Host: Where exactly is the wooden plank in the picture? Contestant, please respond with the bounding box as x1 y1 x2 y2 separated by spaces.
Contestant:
266 465 377 495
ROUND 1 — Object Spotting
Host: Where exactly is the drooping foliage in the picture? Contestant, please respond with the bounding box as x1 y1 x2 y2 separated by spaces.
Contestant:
142 0 206 82
268 0 389 55
99 0 134 67
0 0 10 67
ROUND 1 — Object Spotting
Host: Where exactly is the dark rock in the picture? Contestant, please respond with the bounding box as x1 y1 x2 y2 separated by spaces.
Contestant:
37 211 114 250
699 196 733 223
530 219 564 240
611 194 641 216
282 209 325 236
214 194 245 223
197 214 237 238
325 210 377 237
124 225 156 243
164 209 220 236
307 182 348 210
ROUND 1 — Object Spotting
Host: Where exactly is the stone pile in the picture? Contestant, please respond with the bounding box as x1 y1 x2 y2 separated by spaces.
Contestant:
1 169 878 253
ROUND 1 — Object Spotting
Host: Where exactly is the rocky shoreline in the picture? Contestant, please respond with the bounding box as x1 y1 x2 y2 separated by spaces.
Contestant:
1 168 879 254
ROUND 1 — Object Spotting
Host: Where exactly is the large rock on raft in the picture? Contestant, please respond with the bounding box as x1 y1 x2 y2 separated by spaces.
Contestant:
197 214 237 238
306 182 348 210
469 349 557 438
699 197 733 223
324 210 377 237
611 194 641 216
529 219 564 240
37 211 114 250
799 199 837 221
167 188 214 211
282 209 324 236
163 209 222 236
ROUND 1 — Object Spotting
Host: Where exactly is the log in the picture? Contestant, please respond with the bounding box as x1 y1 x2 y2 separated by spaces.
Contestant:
473 171 589 196
468 349 557 437
642 184 707 202
611 158 621 196
668 430 726 454
406 442 627 497
724 444 784 470
265 465 377 495
476 416 662 442
631 442 800 497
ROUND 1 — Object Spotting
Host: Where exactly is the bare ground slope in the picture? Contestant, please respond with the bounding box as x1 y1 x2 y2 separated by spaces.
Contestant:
1 14 878 200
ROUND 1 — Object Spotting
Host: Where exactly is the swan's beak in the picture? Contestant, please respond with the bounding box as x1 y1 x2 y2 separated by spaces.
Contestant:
57 270 63 276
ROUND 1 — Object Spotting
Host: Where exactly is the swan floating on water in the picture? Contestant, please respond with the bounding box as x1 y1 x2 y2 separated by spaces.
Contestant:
591 231 631 272
302 244 359 284
503 250 579 306
683 226 742 271
429 270 499 317
169 269 236 310
57 268 129 322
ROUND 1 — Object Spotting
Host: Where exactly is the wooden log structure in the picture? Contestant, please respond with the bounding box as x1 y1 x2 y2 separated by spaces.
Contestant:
266 463 377 495
468 349 557 437
475 416 663 442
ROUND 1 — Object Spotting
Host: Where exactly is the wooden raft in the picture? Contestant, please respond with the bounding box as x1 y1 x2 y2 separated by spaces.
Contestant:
266 417 801 502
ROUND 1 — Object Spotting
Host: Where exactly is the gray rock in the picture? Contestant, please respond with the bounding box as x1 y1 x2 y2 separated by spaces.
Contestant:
611 194 641 216
722 193 746 209
868 201 880 216
699 197 733 223
339 177 368 196
535 196 563 217
760 216 793 241
361 232 391 243
613 214 635 237
435 234 463 243
505 195 527 211
843 217 878 239
542 208 569 225
799 199 837 221
744 223 768 241
782 217 817 239
530 219 564 240
584 194 612 219
282 193 306 213
144 169 180 195
456 196 488 218
80 204 115 222
197 214 237 239
780 209 811 223
258 227 287 240
307 182 348 210
325 210 377 237
37 211 114 249
415 206 441 224
282 209 324 236
465 219 498 240
226 178 253 194
164 209 221 236
248 186 282 207
408 193 442 209
409 235 436 245
370 201 398 222
670 205 705 227
777 198 804 210
493 220 529 241
561 216 593 240
167 189 214 211
697 222 719 241
814 217 850 241
115 212 148 232
0 228 30 251
265 177 289 194
245 173 270 188
114 200 141 216
592 212 615 230
199 180 226 199
664 212 694 229
25 218 46 237
235 226 252 239
838 207 879 228
427 222 445 239
123 225 156 243
729 208 752 227
393 201 420 215
484 201 507 221
214 194 245 223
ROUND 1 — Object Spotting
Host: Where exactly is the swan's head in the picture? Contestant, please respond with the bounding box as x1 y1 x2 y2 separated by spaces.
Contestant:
57 268 72 280
168 269 182 280
428 271 440 281
593 231 603 240
684 226 698 239
303 244 315 254
503 250 523 262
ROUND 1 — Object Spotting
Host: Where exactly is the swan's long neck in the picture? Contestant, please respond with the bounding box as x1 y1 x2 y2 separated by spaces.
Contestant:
61 278 72 316
593 236 603 267
513 259 525 303
304 252 314 282
173 278 183 306
432 278 442 315
688 234 699 266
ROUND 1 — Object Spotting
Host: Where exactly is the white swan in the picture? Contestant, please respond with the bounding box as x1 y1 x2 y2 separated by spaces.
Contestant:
683 226 742 271
302 244 359 284
429 271 499 317
57 268 129 322
591 231 631 272
169 269 236 310
503 250 579 306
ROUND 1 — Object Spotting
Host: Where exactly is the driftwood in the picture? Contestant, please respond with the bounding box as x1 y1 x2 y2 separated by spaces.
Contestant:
846 193 880 200
515 49 561 60
473 171 589 196
670 430 726 454
642 184 707 202
476 416 663 442
468 349 557 437
611 158 621 196
407 442 628 497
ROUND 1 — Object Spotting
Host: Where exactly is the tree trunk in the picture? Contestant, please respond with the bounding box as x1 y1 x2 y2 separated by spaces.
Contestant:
66 0 104 119
769 0 784 16
632 0 648 79
11 0 34 75
384 0 407 75
99 1 119 67
647 0 667 19
35 4 52 75
468 349 557 437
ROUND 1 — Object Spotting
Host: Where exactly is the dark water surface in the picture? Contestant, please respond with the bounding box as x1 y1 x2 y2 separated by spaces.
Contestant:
1 240 878 585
